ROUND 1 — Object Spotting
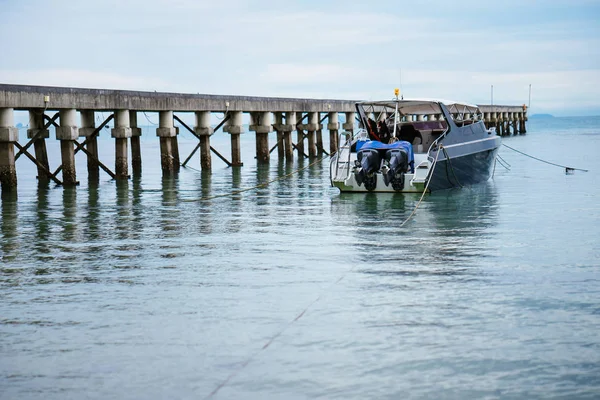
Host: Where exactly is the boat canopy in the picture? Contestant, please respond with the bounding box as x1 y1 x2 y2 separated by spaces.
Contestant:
356 99 481 117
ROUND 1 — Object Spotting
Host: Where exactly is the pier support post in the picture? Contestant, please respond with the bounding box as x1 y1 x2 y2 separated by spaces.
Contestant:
306 112 318 158
194 111 214 170
343 112 355 141
281 112 295 160
157 111 178 172
223 111 244 167
0 108 18 189
57 109 79 186
172 126 180 169
483 112 490 129
79 110 99 180
112 110 132 179
519 112 526 134
28 110 50 184
249 112 272 163
316 112 324 156
512 113 518 136
328 112 339 154
494 113 502 136
130 111 142 173
296 112 305 157
274 113 285 160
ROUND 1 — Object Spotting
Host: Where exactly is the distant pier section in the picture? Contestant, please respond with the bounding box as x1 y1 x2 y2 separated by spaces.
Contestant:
0 84 526 189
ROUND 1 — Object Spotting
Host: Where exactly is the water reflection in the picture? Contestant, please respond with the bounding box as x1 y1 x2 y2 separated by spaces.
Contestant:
160 174 180 234
200 169 212 199
130 174 144 239
255 164 270 207
61 186 78 242
115 179 131 240
197 170 213 235
0 190 18 262
34 186 52 260
331 182 499 278
225 167 244 234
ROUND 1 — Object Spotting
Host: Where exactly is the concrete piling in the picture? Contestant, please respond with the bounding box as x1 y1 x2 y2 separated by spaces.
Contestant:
0 108 18 189
296 112 305 158
224 111 243 167
112 110 132 178
316 113 324 156
343 112 355 138
250 111 272 164
283 112 295 160
328 112 339 154
79 110 98 180
57 109 78 186
195 111 213 170
274 113 285 160
307 112 318 158
130 111 142 173
28 110 50 184
157 111 178 172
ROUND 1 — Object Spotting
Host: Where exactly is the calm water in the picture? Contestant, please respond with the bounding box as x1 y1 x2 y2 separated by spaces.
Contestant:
1 116 599 399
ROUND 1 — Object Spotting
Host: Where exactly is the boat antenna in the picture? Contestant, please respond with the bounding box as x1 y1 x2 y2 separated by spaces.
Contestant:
393 88 400 138
399 69 404 99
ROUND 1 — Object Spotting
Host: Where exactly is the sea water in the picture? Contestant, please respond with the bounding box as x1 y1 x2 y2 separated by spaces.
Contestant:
1 116 599 399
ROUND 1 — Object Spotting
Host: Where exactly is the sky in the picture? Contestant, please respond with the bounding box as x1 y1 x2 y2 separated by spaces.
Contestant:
1 0 599 116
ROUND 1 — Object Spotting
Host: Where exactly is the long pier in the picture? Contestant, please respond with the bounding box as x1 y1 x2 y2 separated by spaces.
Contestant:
0 84 526 189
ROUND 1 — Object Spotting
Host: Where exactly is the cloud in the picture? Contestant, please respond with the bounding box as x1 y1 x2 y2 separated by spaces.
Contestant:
0 69 175 92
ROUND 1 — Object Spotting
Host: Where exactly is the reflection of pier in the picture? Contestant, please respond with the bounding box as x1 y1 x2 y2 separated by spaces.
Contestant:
0 84 526 190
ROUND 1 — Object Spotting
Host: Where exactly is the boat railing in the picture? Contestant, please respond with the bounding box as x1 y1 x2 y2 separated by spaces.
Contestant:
332 128 367 181
333 131 351 181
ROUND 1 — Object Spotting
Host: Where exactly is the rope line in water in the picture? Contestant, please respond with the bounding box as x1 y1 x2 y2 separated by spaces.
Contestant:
496 154 511 170
204 274 347 400
502 143 589 172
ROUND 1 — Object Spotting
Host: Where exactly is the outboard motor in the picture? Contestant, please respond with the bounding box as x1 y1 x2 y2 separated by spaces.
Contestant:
383 148 409 191
354 148 381 191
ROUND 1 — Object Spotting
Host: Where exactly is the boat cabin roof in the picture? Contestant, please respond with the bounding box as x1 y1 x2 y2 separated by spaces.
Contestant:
356 99 481 116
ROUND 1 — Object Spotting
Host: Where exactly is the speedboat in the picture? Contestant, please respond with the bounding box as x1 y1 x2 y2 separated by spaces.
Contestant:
330 95 501 193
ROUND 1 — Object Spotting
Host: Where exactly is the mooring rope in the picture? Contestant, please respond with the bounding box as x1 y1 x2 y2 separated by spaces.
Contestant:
502 143 589 172
203 276 344 399
496 154 511 170
441 146 464 188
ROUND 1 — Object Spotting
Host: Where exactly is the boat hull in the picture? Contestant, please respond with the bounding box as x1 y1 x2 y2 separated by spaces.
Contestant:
428 136 500 191
331 136 500 193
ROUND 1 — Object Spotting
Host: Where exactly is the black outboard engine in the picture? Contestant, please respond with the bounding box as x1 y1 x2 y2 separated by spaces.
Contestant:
354 148 381 191
383 148 409 191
